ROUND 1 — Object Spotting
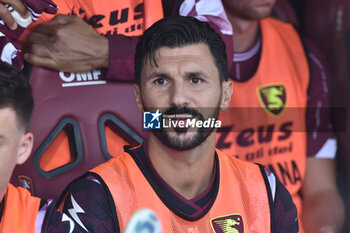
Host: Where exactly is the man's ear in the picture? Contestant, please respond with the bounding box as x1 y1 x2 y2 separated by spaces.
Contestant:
134 84 144 113
16 132 33 165
220 80 233 111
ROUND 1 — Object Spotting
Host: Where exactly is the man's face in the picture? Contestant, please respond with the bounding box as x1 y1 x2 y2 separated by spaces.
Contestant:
222 0 276 20
135 43 232 151
0 107 33 200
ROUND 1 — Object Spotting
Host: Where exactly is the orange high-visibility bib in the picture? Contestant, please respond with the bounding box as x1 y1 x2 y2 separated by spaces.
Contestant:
91 147 272 232
0 184 41 233
217 17 309 230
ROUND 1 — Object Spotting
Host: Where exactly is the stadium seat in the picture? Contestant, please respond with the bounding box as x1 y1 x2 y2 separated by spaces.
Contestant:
10 65 146 200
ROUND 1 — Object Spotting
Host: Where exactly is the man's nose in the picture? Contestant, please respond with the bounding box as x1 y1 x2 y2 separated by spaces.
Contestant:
169 81 190 107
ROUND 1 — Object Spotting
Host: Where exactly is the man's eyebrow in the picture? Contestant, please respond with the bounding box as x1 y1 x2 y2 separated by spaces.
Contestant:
184 71 210 79
146 71 211 80
146 72 170 80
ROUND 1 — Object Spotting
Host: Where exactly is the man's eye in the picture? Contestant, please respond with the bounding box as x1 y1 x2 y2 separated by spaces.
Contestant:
155 78 167 85
190 77 201 84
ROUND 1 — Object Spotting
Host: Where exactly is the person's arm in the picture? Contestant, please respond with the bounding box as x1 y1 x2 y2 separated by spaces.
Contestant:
104 34 140 82
24 13 141 83
265 169 299 233
302 158 344 233
37 199 87 233
0 0 57 68
302 38 345 233
60 175 117 233
24 14 109 72
24 14 141 81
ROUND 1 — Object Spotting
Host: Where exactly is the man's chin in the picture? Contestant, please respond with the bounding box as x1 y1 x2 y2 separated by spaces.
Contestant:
256 8 273 19
244 7 273 20
153 128 211 151
162 129 199 146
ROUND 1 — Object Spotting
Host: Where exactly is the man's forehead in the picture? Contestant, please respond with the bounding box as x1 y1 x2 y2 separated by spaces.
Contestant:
154 43 212 59
140 43 221 84
0 106 16 117
0 107 20 129
144 43 216 71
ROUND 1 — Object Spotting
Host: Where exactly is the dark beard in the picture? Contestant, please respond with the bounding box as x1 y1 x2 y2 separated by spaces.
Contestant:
151 105 220 151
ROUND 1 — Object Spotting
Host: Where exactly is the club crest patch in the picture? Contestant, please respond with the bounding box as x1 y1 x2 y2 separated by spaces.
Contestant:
210 214 244 233
257 83 287 117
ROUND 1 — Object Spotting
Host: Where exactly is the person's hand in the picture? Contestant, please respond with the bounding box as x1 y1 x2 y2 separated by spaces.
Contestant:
0 0 30 30
302 158 345 233
0 0 57 30
25 14 109 72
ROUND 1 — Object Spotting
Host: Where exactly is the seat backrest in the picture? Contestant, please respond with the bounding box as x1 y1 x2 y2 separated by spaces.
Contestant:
10 65 147 200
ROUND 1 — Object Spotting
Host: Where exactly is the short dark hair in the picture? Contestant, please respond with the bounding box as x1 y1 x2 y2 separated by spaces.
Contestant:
0 61 33 131
134 16 228 86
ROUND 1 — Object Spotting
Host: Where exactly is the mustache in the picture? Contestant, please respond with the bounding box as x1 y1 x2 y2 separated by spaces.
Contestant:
162 106 205 121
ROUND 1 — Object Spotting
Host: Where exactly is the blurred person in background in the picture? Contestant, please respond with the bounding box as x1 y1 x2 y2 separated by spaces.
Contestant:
0 61 85 233
304 0 350 231
205 0 345 232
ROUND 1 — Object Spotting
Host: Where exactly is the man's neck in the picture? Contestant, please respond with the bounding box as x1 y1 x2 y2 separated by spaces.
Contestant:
147 133 216 200
226 13 260 53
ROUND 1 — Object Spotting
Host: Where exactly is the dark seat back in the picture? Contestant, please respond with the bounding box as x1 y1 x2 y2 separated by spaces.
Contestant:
10 66 146 200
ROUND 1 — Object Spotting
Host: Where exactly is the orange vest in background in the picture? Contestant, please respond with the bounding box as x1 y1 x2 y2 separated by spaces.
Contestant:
217 17 309 223
35 0 163 35
91 148 272 233
20 0 163 47
0 184 41 233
